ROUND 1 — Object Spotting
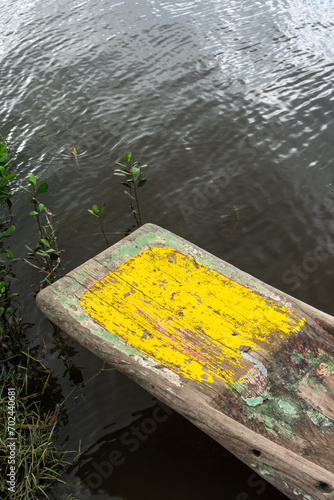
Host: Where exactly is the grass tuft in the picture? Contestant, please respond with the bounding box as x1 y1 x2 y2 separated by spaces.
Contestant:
0 366 71 500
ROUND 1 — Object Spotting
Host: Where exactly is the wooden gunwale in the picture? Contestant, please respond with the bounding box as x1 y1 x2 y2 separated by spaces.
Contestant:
36 223 334 500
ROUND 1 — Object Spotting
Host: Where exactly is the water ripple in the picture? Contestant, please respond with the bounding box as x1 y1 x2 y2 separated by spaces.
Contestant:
0 1 333 496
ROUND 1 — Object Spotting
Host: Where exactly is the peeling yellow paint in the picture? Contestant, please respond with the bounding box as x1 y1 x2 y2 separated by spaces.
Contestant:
80 247 305 384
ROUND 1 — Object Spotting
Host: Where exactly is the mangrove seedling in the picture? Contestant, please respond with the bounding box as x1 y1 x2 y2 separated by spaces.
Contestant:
0 141 23 353
0 141 17 206
114 152 148 228
21 174 62 287
88 203 109 247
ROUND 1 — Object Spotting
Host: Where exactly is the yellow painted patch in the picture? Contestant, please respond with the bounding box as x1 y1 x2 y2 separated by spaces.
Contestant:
80 247 305 385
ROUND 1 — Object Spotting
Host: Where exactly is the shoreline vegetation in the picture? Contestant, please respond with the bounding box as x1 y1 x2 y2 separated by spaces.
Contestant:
0 139 149 499
0 137 71 499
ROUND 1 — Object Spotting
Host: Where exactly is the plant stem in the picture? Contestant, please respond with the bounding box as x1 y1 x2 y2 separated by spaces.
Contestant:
132 174 142 227
33 197 44 241
32 188 54 277
99 217 109 248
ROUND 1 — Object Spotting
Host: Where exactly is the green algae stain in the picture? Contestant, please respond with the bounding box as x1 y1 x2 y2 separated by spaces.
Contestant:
306 408 332 427
243 396 265 407
258 464 274 476
278 400 298 416
245 396 305 441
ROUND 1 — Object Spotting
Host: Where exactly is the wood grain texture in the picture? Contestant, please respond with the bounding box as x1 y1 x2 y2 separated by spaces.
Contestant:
36 223 334 500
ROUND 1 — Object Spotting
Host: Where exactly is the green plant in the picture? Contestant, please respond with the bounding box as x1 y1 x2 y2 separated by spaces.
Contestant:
0 277 22 355
114 152 148 228
0 142 17 205
0 366 70 500
0 141 22 354
87 152 149 247
87 203 109 247
21 175 62 287
0 137 73 498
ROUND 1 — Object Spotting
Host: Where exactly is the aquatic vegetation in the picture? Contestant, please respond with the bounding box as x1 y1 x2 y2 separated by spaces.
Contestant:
0 139 69 499
21 174 63 287
88 203 109 247
88 151 149 246
0 365 70 500
0 141 22 354
0 142 17 205
114 152 148 228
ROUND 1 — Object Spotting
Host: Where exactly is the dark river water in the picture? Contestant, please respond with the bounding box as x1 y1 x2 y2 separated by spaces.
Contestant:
1 0 334 498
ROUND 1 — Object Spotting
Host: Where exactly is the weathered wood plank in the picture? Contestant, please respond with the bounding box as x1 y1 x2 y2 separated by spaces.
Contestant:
36 223 334 500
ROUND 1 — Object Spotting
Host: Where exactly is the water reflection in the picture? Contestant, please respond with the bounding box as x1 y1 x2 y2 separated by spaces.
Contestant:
283 0 334 60
0 0 333 498
60 401 283 500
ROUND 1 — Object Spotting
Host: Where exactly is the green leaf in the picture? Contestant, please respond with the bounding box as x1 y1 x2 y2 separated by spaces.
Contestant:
0 281 5 292
6 307 13 324
37 181 48 194
131 167 140 181
8 293 19 299
0 307 4 316
6 173 17 181
140 164 148 168
138 178 147 187
20 185 31 194
0 193 11 203
123 190 135 200
36 250 49 257
38 203 44 213
88 209 98 217
25 245 34 252
121 182 132 188
40 238 51 248
28 174 36 187
114 169 130 175
100 203 106 215
0 166 5 178
0 152 8 163
91 204 100 216
4 225 15 236
29 211 38 216
5 250 13 259
124 152 132 163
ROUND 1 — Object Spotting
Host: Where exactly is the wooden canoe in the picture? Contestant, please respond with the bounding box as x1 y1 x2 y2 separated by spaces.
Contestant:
36 223 334 499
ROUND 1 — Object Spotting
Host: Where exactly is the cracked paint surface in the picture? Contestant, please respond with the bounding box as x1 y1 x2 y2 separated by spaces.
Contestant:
80 247 305 385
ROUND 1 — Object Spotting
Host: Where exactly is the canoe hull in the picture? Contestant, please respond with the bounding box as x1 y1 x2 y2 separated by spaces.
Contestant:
36 223 334 499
